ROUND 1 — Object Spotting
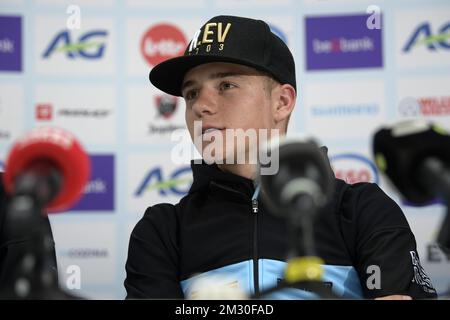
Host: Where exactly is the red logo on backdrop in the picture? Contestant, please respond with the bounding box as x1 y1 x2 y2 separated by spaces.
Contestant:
155 94 178 119
334 168 372 184
140 23 187 67
330 153 379 184
36 104 53 121
399 96 450 117
417 96 450 116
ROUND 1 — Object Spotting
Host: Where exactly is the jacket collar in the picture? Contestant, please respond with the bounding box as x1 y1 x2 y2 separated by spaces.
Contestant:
188 146 331 198
188 160 256 197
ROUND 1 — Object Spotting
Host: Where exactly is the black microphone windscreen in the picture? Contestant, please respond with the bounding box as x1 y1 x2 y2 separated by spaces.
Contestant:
373 121 450 204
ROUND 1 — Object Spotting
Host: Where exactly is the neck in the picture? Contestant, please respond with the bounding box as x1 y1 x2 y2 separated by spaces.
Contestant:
217 163 257 180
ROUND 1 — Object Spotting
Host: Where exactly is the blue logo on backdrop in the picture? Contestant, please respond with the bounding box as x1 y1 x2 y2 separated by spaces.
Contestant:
68 155 115 212
311 103 379 117
0 16 22 71
42 30 108 59
0 160 4 171
134 166 192 197
403 22 450 52
305 14 383 70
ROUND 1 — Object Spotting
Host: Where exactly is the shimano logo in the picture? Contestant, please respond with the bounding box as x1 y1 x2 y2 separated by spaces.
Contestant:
311 104 379 117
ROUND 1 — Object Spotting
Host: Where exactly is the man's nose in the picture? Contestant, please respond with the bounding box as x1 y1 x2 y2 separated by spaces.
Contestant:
191 87 218 117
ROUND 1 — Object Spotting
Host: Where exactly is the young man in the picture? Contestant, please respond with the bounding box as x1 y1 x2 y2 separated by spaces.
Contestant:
124 15 437 300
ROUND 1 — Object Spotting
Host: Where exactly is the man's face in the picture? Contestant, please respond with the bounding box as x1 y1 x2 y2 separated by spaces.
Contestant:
181 62 277 164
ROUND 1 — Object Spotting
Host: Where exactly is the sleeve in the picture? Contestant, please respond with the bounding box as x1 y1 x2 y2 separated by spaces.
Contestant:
124 204 184 299
350 183 437 299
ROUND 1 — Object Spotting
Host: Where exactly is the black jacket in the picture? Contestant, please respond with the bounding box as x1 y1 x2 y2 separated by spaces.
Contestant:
125 161 437 299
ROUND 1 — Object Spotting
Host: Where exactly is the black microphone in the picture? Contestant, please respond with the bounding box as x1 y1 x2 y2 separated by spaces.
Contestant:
259 138 335 225
259 137 334 258
373 120 450 249
255 137 338 299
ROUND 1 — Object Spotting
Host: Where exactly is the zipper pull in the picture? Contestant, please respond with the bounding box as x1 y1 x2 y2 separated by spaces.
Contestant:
252 199 258 213
251 184 260 214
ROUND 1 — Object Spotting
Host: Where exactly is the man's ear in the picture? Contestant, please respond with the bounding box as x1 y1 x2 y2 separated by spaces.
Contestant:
273 84 296 124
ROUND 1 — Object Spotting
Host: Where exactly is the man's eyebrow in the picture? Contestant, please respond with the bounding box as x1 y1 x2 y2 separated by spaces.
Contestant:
181 80 195 93
181 72 244 93
211 72 243 79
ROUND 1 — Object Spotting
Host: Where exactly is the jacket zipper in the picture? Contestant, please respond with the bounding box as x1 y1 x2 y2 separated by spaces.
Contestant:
252 185 260 296
210 181 261 296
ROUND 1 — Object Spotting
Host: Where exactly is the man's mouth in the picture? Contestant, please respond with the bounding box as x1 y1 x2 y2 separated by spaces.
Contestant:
202 128 223 134
201 127 225 139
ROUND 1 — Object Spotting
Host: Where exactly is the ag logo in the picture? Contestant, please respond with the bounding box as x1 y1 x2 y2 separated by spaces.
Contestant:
155 94 178 119
141 23 187 67
134 166 192 197
42 30 108 59
403 22 450 52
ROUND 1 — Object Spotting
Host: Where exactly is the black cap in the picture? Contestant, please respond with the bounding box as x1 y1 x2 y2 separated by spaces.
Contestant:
149 15 296 97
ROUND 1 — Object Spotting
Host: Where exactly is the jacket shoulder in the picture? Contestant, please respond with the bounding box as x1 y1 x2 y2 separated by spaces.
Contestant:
137 202 179 231
334 179 405 224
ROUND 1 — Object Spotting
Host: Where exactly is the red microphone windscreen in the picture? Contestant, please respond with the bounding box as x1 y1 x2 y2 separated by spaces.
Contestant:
2 127 90 213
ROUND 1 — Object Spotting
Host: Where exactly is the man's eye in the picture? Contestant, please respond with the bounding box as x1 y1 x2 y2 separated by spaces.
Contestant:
220 82 236 91
184 89 198 101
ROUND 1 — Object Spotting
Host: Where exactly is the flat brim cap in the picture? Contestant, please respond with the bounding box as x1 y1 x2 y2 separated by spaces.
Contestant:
149 15 296 97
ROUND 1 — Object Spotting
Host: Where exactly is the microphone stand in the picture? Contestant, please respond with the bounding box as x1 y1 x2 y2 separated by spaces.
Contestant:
0 196 59 298
0 170 79 299
252 193 339 300
418 157 450 250
417 157 450 299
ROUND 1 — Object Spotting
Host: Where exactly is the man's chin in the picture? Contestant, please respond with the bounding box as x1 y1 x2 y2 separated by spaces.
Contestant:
201 151 254 166
201 153 226 165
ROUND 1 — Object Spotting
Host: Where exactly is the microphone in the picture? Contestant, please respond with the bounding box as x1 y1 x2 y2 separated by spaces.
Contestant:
256 138 338 299
373 120 450 249
259 137 335 225
2 126 90 212
373 120 450 205
0 126 89 299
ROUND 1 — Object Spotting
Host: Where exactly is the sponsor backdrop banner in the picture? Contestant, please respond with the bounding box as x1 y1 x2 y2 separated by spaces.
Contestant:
0 0 449 299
